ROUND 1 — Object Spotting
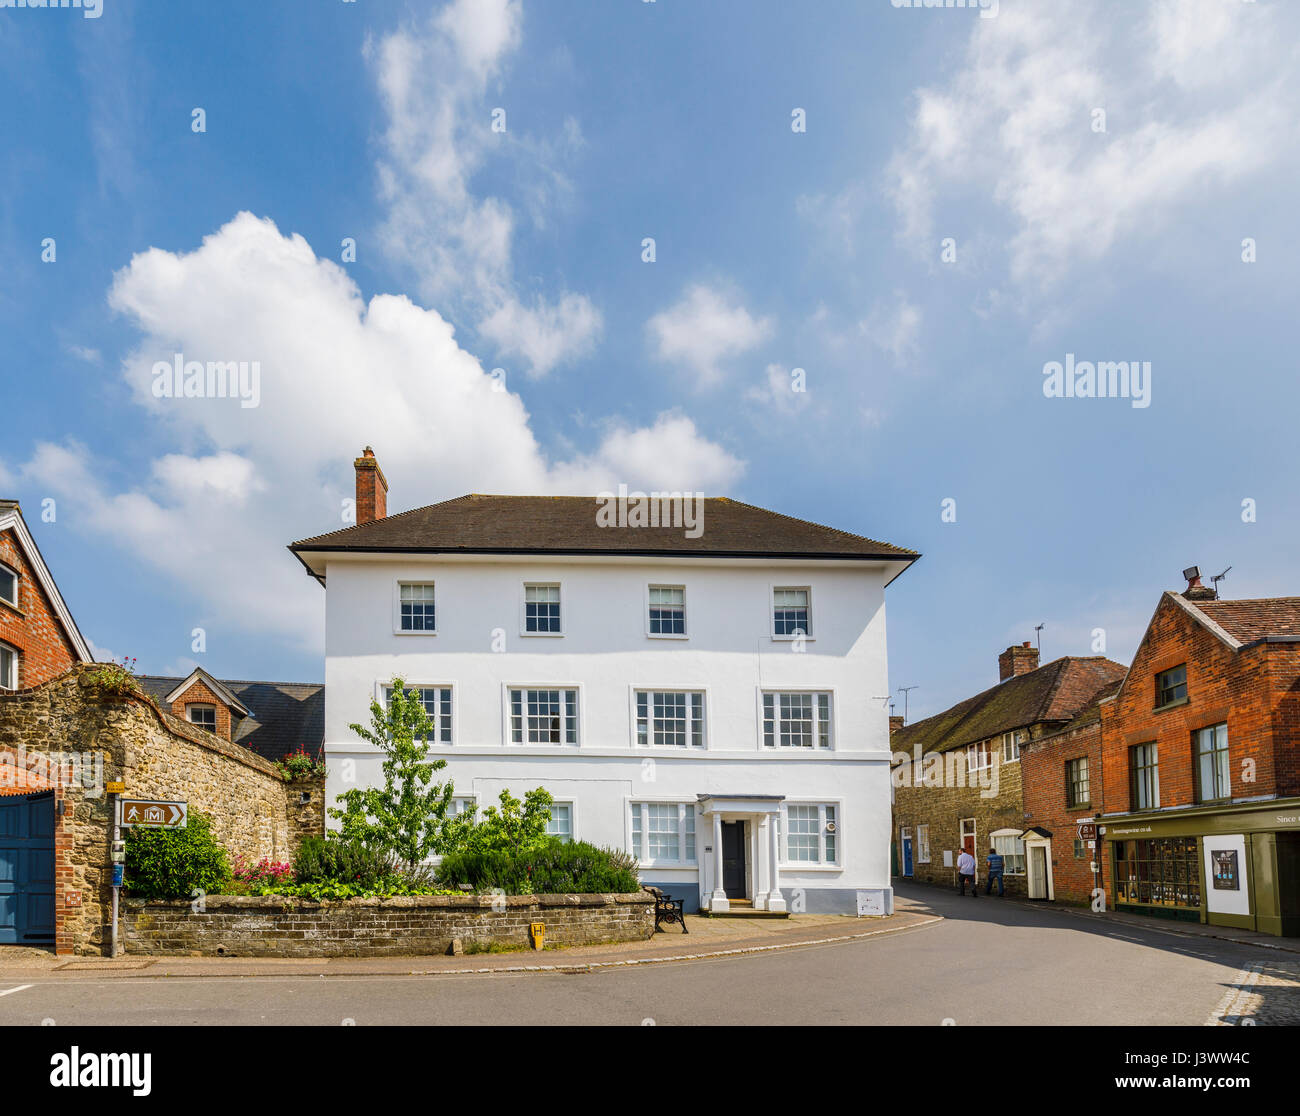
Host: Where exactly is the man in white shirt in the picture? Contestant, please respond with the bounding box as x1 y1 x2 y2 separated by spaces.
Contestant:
957 848 978 897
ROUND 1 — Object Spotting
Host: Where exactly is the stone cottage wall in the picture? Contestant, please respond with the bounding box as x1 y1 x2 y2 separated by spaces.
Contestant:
122 892 655 957
0 666 324 954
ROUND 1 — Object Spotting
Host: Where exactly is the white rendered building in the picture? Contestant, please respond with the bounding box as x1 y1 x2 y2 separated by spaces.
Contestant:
289 450 918 914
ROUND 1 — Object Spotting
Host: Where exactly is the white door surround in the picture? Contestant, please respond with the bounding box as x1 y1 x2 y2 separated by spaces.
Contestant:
1022 828 1054 901
698 794 786 913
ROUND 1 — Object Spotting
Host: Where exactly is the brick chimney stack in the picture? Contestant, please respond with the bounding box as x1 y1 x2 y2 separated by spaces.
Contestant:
998 641 1040 681
889 714 905 736
1182 565 1217 601
353 446 388 525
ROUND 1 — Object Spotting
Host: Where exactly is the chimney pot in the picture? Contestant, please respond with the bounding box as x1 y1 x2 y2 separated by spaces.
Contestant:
353 446 388 525
999 642 1040 682
1182 565 1217 601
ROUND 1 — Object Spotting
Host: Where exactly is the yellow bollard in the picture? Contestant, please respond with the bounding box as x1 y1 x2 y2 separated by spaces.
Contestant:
529 921 544 950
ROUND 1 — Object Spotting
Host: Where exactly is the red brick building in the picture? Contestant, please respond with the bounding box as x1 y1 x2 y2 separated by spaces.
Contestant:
0 500 92 691
1098 571 1300 937
1020 680 1120 905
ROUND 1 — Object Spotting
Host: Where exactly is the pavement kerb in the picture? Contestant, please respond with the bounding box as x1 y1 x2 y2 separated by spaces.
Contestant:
0 911 945 980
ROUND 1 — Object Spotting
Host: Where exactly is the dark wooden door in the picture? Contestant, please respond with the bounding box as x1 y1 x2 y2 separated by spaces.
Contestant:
721 821 746 898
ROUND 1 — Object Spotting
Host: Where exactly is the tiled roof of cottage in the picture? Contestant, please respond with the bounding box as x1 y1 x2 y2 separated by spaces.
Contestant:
138 676 324 763
1186 596 1300 644
290 494 918 562
891 657 1127 756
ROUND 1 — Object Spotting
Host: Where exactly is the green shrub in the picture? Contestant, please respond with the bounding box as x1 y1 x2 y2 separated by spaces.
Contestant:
436 840 641 895
124 811 230 899
292 835 398 889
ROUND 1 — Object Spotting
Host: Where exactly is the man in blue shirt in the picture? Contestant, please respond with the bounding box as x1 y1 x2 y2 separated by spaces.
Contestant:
985 846 1005 896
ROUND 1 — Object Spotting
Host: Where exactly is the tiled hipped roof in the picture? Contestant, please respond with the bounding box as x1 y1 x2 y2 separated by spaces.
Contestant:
892 657 1127 756
290 494 918 560
138 677 324 763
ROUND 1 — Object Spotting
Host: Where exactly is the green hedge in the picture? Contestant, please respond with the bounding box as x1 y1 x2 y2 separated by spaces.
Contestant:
124 811 230 899
436 840 641 895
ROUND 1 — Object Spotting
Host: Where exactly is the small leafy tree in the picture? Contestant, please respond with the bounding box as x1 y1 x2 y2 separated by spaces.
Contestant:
328 679 459 870
452 788 554 857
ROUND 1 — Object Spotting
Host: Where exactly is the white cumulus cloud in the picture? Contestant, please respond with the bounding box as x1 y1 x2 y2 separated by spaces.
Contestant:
647 284 773 389
5 213 742 653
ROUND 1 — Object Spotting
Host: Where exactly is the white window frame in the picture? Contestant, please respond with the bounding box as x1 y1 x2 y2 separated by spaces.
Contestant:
759 689 834 750
547 801 575 843
393 581 437 636
645 584 688 639
449 796 477 821
187 703 217 730
380 681 456 745
631 687 707 749
1002 730 1023 763
991 828 1027 876
504 684 581 746
0 641 18 690
770 584 814 641
917 823 931 864
0 562 18 609
778 801 841 867
520 582 564 637
967 740 993 773
628 800 697 867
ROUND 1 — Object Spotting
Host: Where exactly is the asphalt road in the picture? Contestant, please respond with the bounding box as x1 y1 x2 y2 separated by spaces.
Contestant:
0 886 1290 1025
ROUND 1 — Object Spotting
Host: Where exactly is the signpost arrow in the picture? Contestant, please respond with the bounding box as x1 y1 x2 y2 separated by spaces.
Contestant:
118 799 188 830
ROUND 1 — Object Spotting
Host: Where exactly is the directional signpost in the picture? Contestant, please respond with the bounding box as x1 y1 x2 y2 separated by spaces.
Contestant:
1076 822 1097 841
119 799 187 829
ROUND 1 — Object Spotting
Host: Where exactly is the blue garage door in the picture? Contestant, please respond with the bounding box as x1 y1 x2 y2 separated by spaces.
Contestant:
0 792 55 944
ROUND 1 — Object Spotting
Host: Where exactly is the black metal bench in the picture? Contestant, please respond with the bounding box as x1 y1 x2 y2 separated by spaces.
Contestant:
644 886 688 934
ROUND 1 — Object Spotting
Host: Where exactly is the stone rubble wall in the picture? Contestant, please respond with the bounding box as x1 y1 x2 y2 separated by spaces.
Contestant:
122 892 655 957
0 666 325 954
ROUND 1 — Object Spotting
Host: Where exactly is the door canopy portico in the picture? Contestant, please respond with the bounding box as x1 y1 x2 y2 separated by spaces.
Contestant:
698 794 786 914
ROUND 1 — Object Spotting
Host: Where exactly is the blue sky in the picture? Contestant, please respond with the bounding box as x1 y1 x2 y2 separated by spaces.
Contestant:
2 0 1298 721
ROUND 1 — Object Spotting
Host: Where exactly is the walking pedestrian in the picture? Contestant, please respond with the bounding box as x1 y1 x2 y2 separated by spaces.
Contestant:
985 845 1005 896
957 848 977 897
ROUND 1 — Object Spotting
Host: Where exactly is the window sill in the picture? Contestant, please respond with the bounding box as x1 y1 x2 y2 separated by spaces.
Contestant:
0 598 24 618
520 632 565 638
1152 696 1189 714
393 629 437 637
646 633 690 640
771 635 815 642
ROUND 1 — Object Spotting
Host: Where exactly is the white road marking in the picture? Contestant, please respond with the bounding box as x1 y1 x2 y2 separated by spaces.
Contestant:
1207 960 1262 1026
0 984 32 998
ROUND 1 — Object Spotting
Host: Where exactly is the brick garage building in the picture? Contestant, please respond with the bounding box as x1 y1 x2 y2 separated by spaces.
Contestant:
0 500 92 692
1019 680 1120 905
1099 572 1300 936
892 643 1125 899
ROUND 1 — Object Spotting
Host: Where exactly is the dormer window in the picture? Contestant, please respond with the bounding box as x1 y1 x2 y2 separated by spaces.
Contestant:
0 562 17 608
187 704 217 731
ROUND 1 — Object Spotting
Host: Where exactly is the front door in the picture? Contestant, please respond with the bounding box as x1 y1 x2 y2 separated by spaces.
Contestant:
1028 844 1048 899
721 821 747 899
901 828 914 877
0 791 56 944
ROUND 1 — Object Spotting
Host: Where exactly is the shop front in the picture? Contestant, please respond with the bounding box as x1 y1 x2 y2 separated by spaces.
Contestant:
1102 799 1300 937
